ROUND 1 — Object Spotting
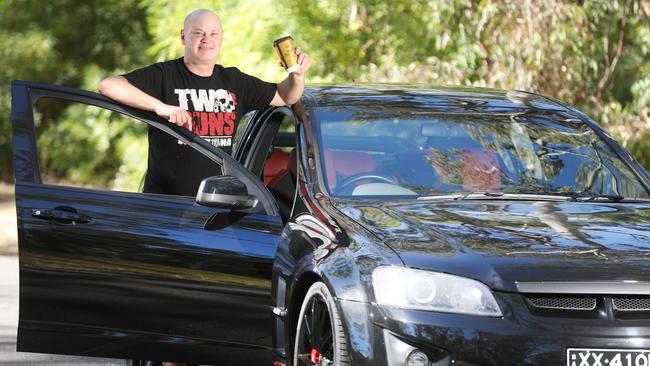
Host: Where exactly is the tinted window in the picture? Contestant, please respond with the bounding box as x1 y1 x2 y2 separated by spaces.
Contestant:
315 107 650 199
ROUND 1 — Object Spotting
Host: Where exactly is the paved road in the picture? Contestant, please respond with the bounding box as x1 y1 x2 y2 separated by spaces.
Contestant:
0 255 126 365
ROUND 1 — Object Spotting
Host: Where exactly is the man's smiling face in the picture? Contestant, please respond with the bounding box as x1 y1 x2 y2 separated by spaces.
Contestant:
181 10 223 65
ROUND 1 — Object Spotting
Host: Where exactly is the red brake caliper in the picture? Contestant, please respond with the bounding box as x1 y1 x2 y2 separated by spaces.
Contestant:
310 347 321 364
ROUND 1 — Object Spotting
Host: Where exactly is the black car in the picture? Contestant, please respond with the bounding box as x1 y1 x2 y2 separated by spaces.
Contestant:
12 81 650 366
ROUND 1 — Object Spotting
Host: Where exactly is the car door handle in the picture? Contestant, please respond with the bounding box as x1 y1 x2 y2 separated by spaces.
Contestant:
31 207 91 224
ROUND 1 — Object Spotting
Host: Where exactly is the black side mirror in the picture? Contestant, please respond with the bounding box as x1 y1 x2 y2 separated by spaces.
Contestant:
196 176 258 210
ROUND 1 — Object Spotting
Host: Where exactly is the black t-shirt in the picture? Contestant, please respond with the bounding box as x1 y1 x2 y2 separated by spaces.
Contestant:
124 58 277 196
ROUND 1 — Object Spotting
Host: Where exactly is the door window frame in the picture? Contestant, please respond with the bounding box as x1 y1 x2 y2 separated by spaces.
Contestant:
12 80 280 216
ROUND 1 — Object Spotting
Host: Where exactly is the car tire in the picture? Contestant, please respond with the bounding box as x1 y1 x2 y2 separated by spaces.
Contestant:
293 281 350 365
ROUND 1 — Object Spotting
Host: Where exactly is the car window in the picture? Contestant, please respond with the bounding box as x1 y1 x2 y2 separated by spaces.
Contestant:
273 115 296 153
314 106 650 199
33 97 148 193
232 110 256 156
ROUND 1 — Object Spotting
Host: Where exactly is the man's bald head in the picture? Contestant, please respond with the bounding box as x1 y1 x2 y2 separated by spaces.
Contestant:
181 9 223 68
183 9 222 31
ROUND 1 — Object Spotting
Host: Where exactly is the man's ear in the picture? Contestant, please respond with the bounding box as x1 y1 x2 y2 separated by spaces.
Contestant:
180 29 185 45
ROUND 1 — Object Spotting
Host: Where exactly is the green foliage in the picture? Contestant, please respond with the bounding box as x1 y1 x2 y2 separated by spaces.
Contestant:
1 0 649 185
627 130 650 170
0 0 151 181
35 101 148 191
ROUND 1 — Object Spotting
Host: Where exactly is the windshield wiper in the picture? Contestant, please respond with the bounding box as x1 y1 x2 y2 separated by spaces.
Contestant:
458 191 504 200
572 194 650 202
417 192 572 202
417 192 501 201
417 192 650 203
575 194 624 202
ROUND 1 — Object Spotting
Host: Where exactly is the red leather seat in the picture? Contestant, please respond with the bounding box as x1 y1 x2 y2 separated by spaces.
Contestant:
323 149 377 189
264 149 296 188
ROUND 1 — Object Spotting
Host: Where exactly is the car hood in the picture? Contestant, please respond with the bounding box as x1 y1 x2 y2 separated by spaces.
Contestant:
331 199 650 292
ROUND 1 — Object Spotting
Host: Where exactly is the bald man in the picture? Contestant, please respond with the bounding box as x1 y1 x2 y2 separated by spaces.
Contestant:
99 9 310 197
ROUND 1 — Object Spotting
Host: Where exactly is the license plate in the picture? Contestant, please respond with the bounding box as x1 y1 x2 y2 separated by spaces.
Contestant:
567 348 650 366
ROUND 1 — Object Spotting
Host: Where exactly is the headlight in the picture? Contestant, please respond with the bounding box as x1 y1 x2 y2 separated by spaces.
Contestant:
372 267 503 317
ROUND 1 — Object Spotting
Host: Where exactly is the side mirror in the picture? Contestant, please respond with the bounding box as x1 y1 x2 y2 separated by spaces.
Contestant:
196 176 258 210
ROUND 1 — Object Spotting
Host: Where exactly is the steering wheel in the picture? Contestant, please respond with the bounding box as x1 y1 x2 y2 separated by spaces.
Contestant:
333 173 399 195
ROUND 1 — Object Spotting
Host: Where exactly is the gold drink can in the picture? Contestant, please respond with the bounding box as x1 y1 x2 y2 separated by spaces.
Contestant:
274 36 300 73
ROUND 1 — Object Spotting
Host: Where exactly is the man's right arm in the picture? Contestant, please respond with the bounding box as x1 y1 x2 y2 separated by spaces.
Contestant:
98 76 191 127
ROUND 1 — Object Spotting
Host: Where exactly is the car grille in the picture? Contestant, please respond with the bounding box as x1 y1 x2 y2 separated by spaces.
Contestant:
526 296 597 311
612 296 650 311
523 294 650 319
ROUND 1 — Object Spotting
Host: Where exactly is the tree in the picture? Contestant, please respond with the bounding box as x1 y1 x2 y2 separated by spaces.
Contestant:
0 0 151 180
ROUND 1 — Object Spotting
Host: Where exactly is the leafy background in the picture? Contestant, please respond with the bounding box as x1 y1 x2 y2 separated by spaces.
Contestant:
0 0 648 186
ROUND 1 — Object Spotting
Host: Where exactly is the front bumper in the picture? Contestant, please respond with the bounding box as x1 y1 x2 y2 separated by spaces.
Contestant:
337 292 650 366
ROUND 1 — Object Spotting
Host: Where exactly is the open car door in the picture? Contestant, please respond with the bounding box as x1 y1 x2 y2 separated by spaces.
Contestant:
11 81 283 365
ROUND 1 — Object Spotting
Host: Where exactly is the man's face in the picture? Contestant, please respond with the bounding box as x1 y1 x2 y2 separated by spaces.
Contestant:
181 12 223 64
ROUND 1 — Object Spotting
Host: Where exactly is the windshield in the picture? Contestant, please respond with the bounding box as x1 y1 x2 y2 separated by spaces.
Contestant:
315 107 650 199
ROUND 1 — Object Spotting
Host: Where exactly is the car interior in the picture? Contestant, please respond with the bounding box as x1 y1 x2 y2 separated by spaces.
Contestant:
263 138 298 221
241 111 299 222
252 112 503 205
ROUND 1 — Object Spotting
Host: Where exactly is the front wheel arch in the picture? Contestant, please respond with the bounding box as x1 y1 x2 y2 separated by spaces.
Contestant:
287 272 321 361
293 281 350 365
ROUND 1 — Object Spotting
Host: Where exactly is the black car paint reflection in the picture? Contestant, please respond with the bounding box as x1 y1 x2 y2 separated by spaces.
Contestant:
334 199 650 288
12 81 650 366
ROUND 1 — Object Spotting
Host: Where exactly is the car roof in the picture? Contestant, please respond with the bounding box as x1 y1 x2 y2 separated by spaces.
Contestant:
301 84 569 114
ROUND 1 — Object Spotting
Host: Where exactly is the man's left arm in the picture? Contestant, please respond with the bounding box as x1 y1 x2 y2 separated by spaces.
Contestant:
271 47 311 106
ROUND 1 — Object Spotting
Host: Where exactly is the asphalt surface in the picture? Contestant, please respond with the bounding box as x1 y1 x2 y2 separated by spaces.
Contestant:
0 255 127 365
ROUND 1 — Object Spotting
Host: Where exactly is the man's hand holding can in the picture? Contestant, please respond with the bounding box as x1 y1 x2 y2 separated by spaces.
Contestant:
274 36 311 76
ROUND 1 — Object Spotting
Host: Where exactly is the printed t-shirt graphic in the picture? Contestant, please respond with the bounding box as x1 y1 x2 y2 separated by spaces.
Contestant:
122 58 277 196
174 88 238 148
